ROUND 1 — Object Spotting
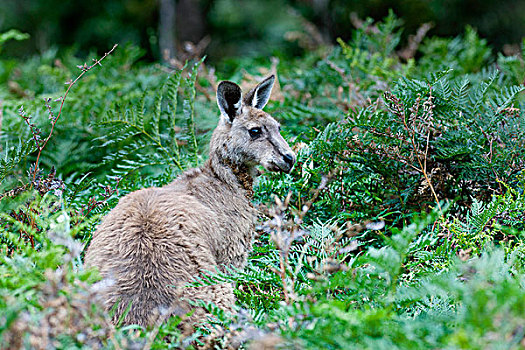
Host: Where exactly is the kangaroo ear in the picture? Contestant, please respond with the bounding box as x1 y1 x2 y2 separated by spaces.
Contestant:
217 81 242 122
244 75 275 110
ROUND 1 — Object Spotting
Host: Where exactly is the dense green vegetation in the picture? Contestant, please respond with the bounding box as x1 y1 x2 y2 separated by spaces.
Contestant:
3 0 525 60
1 13 525 349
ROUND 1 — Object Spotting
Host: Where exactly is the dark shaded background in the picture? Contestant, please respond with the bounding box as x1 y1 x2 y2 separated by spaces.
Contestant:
1 0 524 61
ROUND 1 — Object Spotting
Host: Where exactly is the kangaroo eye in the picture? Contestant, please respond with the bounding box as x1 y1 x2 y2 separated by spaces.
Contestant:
248 127 262 139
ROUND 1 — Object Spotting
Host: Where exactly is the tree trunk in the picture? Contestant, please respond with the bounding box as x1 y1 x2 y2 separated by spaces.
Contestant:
158 0 176 62
176 0 206 44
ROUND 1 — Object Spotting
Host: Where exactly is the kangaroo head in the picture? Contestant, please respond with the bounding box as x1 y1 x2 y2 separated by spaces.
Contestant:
214 75 296 173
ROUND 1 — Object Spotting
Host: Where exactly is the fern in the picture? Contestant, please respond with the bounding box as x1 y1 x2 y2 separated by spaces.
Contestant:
467 69 498 115
0 139 35 185
490 85 525 118
2 13 525 349
451 76 470 111
94 60 204 178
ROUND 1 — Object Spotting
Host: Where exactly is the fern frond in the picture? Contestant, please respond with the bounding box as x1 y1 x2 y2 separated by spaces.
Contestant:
451 77 470 111
0 138 35 184
490 85 524 117
467 70 497 115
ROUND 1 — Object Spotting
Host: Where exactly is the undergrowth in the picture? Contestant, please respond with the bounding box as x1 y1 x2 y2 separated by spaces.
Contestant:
1 12 525 349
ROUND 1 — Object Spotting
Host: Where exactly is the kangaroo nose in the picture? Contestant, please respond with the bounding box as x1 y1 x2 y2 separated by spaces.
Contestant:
283 153 295 167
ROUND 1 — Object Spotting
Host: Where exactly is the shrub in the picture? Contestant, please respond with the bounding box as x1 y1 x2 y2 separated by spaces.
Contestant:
1 14 525 348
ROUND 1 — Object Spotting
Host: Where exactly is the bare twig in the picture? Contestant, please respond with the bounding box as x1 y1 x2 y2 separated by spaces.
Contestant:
477 124 504 194
30 44 118 185
264 172 335 304
74 177 120 225
384 90 442 212
404 96 442 212
397 23 433 61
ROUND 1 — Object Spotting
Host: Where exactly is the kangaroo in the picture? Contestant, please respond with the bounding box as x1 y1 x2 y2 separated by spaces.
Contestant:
84 75 295 328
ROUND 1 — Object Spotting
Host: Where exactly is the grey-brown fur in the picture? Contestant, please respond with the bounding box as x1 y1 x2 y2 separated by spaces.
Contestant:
84 75 295 327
